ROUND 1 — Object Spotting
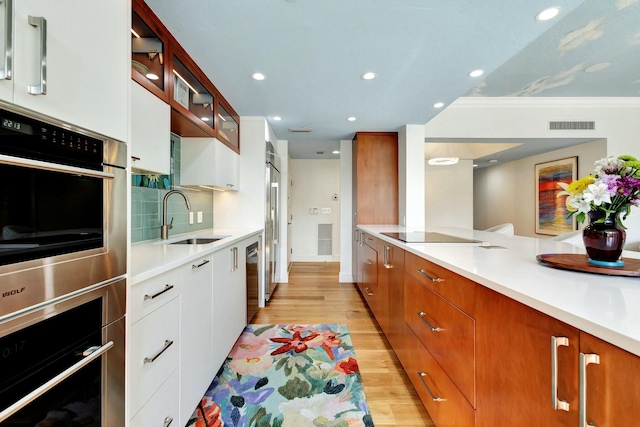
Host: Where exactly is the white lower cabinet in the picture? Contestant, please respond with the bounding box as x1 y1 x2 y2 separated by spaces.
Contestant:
211 239 251 370
128 296 180 418
128 235 261 427
130 369 179 427
179 254 215 426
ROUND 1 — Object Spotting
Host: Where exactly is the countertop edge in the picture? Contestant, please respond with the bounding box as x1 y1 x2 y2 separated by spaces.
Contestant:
130 228 263 285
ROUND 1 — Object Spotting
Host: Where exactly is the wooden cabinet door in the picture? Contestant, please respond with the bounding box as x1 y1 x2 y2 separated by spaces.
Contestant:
579 332 640 427
476 286 579 427
385 242 406 366
352 132 398 224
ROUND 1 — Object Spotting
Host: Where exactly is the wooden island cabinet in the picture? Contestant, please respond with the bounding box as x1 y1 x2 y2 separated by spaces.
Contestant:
354 227 640 427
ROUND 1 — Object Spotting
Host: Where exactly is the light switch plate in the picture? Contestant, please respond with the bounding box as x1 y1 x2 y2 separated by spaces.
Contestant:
189 212 194 224
197 211 203 223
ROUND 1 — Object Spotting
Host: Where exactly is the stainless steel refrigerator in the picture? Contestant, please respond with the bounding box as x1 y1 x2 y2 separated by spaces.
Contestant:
265 141 281 302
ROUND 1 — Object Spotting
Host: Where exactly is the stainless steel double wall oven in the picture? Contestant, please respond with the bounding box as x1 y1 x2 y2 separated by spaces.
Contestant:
0 103 127 426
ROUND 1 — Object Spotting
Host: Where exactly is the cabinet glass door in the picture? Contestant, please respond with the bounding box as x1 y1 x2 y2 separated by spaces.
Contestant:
217 103 239 150
131 11 165 93
172 55 214 132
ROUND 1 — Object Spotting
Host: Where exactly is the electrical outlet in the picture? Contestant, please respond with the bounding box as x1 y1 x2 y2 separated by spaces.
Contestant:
189 212 194 224
197 211 203 223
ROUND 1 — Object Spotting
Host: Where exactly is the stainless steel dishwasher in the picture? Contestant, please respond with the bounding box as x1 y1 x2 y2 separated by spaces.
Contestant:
246 242 259 323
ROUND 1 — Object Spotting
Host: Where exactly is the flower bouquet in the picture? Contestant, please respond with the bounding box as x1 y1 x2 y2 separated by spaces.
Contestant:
558 155 640 264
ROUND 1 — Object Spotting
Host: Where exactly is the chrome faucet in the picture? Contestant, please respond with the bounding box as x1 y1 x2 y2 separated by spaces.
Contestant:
161 190 192 240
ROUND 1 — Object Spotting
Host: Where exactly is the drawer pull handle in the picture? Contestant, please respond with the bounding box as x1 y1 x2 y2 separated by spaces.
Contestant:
193 259 210 269
551 336 570 411
163 417 173 427
131 155 141 161
418 372 444 402
144 284 174 300
364 287 374 296
579 352 600 427
417 268 444 283
365 258 372 265
144 340 174 364
417 311 441 332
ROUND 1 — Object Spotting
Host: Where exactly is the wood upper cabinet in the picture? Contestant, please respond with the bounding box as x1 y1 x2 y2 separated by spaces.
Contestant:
131 0 240 153
352 132 398 225
579 332 640 427
476 286 580 427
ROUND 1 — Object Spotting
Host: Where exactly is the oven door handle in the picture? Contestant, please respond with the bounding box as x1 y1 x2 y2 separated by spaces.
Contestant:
0 341 114 422
0 154 115 179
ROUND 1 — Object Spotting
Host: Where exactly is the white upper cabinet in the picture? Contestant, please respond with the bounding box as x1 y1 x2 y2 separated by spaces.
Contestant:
0 0 128 141
181 137 239 190
130 81 170 174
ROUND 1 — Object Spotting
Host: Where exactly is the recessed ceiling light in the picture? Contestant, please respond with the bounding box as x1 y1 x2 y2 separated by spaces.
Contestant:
273 116 282 121
473 164 479 167
433 102 444 108
361 72 376 80
584 62 611 73
146 73 159 80
201 117 210 121
347 116 357 121
536 7 561 21
428 157 459 166
488 159 498 163
251 72 266 81
469 69 484 78
332 150 340 154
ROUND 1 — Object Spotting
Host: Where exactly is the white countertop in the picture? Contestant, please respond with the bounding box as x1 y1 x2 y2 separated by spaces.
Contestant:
129 228 262 284
358 224 640 357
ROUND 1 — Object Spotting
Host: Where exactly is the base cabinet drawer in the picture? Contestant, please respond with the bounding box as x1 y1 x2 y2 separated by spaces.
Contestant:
405 272 475 406
130 369 179 427
129 268 180 324
129 296 180 416
405 326 475 427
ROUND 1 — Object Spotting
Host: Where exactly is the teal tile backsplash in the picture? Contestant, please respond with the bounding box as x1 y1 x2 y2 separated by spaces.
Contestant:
131 134 214 243
131 187 214 242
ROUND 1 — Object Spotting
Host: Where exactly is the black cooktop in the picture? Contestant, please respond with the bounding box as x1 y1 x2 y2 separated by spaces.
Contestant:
381 231 484 245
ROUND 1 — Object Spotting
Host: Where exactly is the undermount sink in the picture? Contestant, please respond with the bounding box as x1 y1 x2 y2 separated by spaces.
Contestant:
170 237 223 245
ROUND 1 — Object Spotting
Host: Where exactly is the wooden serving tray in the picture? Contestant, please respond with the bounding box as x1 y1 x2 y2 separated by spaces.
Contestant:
537 254 640 277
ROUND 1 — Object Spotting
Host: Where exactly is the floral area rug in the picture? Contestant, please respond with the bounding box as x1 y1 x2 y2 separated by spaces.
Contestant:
186 323 374 427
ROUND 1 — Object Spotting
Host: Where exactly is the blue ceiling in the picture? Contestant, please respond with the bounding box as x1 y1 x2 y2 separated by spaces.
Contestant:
144 0 640 159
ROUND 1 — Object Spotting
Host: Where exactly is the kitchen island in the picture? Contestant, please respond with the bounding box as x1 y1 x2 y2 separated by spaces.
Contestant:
356 224 640 427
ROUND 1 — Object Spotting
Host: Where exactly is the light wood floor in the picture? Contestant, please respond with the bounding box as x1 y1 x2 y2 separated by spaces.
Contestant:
252 262 435 427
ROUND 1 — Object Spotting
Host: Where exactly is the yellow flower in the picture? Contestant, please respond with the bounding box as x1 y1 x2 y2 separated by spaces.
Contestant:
566 175 595 195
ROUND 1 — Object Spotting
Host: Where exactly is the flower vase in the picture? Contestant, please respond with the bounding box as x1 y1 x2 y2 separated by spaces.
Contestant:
582 211 626 266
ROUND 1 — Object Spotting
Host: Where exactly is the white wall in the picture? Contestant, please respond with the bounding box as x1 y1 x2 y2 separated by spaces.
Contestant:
474 139 607 237
290 159 341 262
424 97 640 249
399 125 426 228
339 139 353 282
425 159 474 229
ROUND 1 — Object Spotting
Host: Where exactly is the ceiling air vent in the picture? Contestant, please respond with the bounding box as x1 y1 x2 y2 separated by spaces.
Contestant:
549 121 595 130
288 127 313 133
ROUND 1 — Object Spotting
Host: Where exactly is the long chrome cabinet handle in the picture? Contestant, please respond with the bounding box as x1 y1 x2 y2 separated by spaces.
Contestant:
230 247 238 272
418 372 444 402
579 352 600 427
27 15 46 95
0 0 12 80
144 339 174 364
192 259 210 269
144 284 174 300
364 287 374 296
383 245 392 269
417 311 441 332
0 341 113 422
163 417 173 427
551 336 570 411
364 258 372 265
417 268 444 283
0 154 115 179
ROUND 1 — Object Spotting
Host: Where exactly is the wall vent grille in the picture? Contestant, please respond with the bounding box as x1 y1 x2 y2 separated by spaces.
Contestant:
549 121 595 130
318 224 332 256
288 127 313 133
